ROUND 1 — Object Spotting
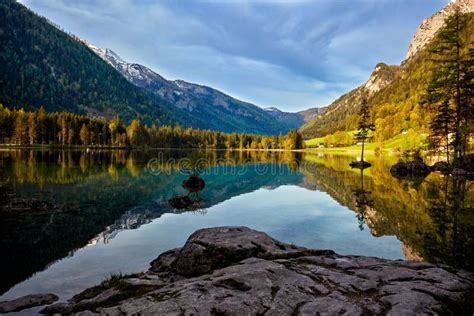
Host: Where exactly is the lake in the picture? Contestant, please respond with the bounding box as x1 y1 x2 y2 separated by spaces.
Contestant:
0 149 472 313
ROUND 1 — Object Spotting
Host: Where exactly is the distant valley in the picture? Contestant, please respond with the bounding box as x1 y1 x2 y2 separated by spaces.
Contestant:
85 42 318 134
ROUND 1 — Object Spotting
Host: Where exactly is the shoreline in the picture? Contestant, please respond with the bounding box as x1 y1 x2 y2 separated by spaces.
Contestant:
0 144 394 155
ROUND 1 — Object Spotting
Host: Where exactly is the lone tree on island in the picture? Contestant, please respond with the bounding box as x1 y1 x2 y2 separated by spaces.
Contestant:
351 97 375 168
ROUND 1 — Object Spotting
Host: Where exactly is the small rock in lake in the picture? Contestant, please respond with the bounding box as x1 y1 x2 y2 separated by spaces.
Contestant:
39 302 71 315
0 188 60 214
349 161 371 169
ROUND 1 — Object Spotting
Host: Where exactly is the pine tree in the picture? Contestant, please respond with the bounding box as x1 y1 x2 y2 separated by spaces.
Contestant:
354 97 375 164
109 116 121 146
37 106 47 144
27 112 37 145
127 119 144 147
430 100 454 163
427 9 472 163
0 105 14 143
13 110 28 145
79 123 89 145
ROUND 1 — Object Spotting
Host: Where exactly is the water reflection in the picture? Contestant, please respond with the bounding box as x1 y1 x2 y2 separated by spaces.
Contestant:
352 167 374 231
0 149 472 300
301 153 474 269
425 177 472 268
0 149 303 295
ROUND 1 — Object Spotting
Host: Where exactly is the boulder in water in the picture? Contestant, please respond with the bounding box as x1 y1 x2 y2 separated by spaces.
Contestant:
390 160 431 179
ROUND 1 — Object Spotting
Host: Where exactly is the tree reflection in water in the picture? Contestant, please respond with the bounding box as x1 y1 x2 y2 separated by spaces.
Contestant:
301 153 474 270
426 177 472 268
352 167 374 231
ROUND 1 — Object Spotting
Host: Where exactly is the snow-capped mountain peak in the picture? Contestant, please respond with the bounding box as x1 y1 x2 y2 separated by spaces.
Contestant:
265 107 282 113
79 39 304 133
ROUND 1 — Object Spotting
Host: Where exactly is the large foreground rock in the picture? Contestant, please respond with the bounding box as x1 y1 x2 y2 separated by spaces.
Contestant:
43 227 474 315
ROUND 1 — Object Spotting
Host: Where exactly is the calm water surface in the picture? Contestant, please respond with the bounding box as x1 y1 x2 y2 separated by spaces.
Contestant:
0 149 472 313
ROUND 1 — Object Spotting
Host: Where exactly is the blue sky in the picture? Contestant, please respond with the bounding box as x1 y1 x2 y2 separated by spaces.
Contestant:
20 0 447 112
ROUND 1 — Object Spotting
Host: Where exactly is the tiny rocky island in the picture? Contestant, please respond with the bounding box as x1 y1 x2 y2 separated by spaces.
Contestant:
24 227 472 315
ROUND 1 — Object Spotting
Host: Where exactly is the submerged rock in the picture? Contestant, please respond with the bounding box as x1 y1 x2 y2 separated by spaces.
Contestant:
390 159 431 179
451 168 474 179
429 160 474 179
52 226 474 315
0 293 58 313
168 195 193 209
0 187 60 214
182 175 205 192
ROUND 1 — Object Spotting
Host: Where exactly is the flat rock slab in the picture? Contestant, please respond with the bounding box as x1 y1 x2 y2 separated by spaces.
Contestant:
45 227 474 315
0 293 58 313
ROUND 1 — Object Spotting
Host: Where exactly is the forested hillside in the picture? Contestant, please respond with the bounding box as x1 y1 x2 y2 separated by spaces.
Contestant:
301 12 474 144
0 105 304 150
0 0 192 126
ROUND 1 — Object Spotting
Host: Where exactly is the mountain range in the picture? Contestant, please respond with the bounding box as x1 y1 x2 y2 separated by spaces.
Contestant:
83 42 309 134
1 0 471 138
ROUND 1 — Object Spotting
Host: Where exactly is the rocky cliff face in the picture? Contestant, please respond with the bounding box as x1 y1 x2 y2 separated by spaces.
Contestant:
406 0 474 60
41 227 474 315
300 63 399 138
363 63 401 96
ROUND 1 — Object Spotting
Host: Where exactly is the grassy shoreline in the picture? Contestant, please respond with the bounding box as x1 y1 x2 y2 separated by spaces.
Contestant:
0 143 398 157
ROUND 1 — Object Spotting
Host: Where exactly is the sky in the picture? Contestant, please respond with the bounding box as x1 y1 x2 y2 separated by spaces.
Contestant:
19 0 447 112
